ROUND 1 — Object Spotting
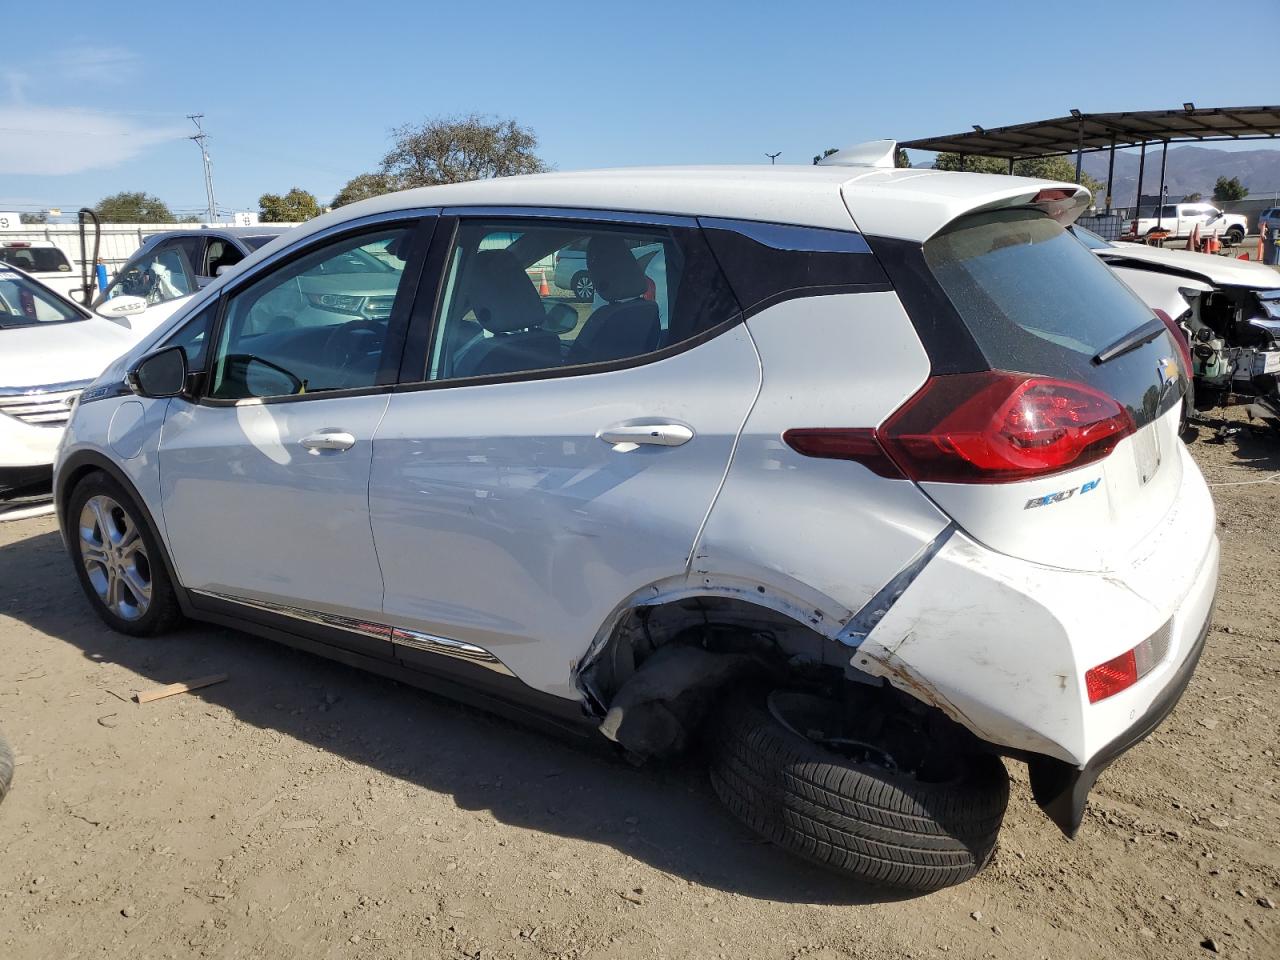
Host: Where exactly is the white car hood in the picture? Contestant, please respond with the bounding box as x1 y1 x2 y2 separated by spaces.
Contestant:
1104 242 1280 289
0 318 136 390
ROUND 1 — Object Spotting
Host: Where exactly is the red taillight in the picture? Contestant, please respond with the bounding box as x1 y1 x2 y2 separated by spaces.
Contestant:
1152 308 1192 382
1085 649 1138 703
876 371 1136 483
782 428 904 478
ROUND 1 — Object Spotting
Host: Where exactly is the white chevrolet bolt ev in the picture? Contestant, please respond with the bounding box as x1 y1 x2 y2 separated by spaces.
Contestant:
54 154 1219 891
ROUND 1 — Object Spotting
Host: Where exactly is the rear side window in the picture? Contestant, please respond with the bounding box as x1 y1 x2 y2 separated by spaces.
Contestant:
0 247 71 273
923 209 1183 426
700 220 887 313
427 218 738 382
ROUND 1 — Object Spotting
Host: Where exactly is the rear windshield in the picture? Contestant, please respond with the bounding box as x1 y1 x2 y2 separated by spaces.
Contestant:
0 267 84 327
0 247 71 273
241 235 278 251
924 210 1184 425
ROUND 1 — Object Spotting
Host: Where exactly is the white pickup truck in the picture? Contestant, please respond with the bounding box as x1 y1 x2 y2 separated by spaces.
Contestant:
1133 202 1248 245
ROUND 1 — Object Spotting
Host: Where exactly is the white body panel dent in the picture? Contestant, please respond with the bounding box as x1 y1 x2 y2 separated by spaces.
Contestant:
692 293 949 631
855 439 1218 765
369 326 761 698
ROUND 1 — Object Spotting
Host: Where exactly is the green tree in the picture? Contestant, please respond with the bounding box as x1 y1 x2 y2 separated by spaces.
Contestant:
933 152 1102 194
381 113 547 187
259 188 322 223
93 191 176 223
332 172 396 208
1182 192 1203 203
1213 176 1248 201
19 211 48 224
813 147 839 165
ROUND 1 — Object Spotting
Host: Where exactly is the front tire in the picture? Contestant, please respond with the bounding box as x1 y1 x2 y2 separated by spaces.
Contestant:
67 471 183 637
706 688 1008 892
1224 227 1244 247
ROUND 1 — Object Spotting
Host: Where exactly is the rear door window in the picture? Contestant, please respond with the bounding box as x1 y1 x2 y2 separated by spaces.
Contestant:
923 209 1184 427
426 218 737 381
0 246 71 273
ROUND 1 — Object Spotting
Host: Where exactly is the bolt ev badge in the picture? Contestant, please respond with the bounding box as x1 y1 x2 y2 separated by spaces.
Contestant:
1025 477 1101 510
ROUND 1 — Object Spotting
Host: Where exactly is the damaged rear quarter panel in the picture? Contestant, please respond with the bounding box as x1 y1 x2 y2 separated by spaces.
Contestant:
689 292 952 631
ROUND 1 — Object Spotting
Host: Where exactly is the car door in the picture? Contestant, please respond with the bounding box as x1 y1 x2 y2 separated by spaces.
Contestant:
157 214 435 658
368 212 757 695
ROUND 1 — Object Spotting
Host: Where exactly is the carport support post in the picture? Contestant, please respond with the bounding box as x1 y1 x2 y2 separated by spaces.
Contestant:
1007 157 1015 175
1075 117 1084 184
1105 137 1116 213
1157 141 1169 230
1134 142 1147 233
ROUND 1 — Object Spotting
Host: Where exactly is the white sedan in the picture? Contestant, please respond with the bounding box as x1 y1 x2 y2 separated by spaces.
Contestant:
0 264 154 513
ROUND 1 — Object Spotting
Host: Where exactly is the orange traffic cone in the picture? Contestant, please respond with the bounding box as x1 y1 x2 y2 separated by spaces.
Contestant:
1186 222 1200 252
1207 233 1220 255
537 270 551 297
1260 223 1269 261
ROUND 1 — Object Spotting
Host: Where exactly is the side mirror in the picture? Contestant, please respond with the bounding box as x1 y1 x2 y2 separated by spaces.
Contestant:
97 295 148 318
128 346 188 398
542 302 579 335
215 264 233 277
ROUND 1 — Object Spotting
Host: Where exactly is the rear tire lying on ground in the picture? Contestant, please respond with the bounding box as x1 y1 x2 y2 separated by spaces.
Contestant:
706 688 1008 892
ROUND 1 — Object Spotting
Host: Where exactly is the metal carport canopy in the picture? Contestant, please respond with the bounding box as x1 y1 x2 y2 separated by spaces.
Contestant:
900 106 1280 159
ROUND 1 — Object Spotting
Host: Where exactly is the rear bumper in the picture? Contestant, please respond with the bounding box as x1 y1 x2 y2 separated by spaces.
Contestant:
1027 596 1213 836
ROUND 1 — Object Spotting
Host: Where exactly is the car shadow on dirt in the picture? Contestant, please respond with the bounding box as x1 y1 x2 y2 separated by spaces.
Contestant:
1186 414 1280 471
1 525 921 907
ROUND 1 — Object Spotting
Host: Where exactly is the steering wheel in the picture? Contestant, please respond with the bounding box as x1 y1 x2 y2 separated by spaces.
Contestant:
319 318 386 388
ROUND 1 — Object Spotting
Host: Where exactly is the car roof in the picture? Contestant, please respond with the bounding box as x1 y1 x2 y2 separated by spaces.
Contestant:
141 226 288 246
266 165 1081 248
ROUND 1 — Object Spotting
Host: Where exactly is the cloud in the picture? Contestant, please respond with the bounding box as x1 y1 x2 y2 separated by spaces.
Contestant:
50 46 142 85
0 104 188 175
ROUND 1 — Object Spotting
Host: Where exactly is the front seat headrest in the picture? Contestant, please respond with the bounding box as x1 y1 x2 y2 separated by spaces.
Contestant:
467 249 546 334
587 235 648 302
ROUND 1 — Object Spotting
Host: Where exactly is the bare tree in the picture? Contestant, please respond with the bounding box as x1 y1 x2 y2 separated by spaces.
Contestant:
381 114 548 188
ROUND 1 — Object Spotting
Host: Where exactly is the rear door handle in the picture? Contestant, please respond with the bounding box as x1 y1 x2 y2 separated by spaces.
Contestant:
300 430 356 453
597 422 694 451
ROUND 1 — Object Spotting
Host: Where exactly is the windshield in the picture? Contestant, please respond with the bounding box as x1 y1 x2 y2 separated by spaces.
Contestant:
242 234 279 251
1259 290 1280 320
0 267 85 327
0 247 72 273
1069 225 1112 251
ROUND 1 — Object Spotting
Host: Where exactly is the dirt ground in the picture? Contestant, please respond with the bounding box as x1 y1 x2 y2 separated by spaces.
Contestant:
1 411 1277 960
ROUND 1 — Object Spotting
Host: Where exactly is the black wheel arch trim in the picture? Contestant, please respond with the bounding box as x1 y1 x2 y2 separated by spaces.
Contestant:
1027 597 1214 838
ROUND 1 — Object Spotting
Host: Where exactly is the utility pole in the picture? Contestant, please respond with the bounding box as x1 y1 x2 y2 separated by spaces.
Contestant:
765 151 781 165
187 114 218 223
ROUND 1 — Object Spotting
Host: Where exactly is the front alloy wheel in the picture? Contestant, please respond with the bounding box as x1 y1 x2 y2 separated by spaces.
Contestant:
67 471 182 637
79 494 152 621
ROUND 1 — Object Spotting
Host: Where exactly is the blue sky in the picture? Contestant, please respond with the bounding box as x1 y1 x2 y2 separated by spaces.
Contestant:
2 0 1277 218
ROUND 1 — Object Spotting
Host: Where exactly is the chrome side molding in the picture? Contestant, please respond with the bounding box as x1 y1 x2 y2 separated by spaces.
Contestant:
391 628 514 675
191 590 514 676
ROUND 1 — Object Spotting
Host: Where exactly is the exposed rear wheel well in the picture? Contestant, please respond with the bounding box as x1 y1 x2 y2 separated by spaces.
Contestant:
577 594 974 762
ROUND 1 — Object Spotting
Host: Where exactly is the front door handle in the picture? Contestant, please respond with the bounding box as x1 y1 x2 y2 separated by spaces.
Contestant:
597 422 694 451
300 430 356 453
